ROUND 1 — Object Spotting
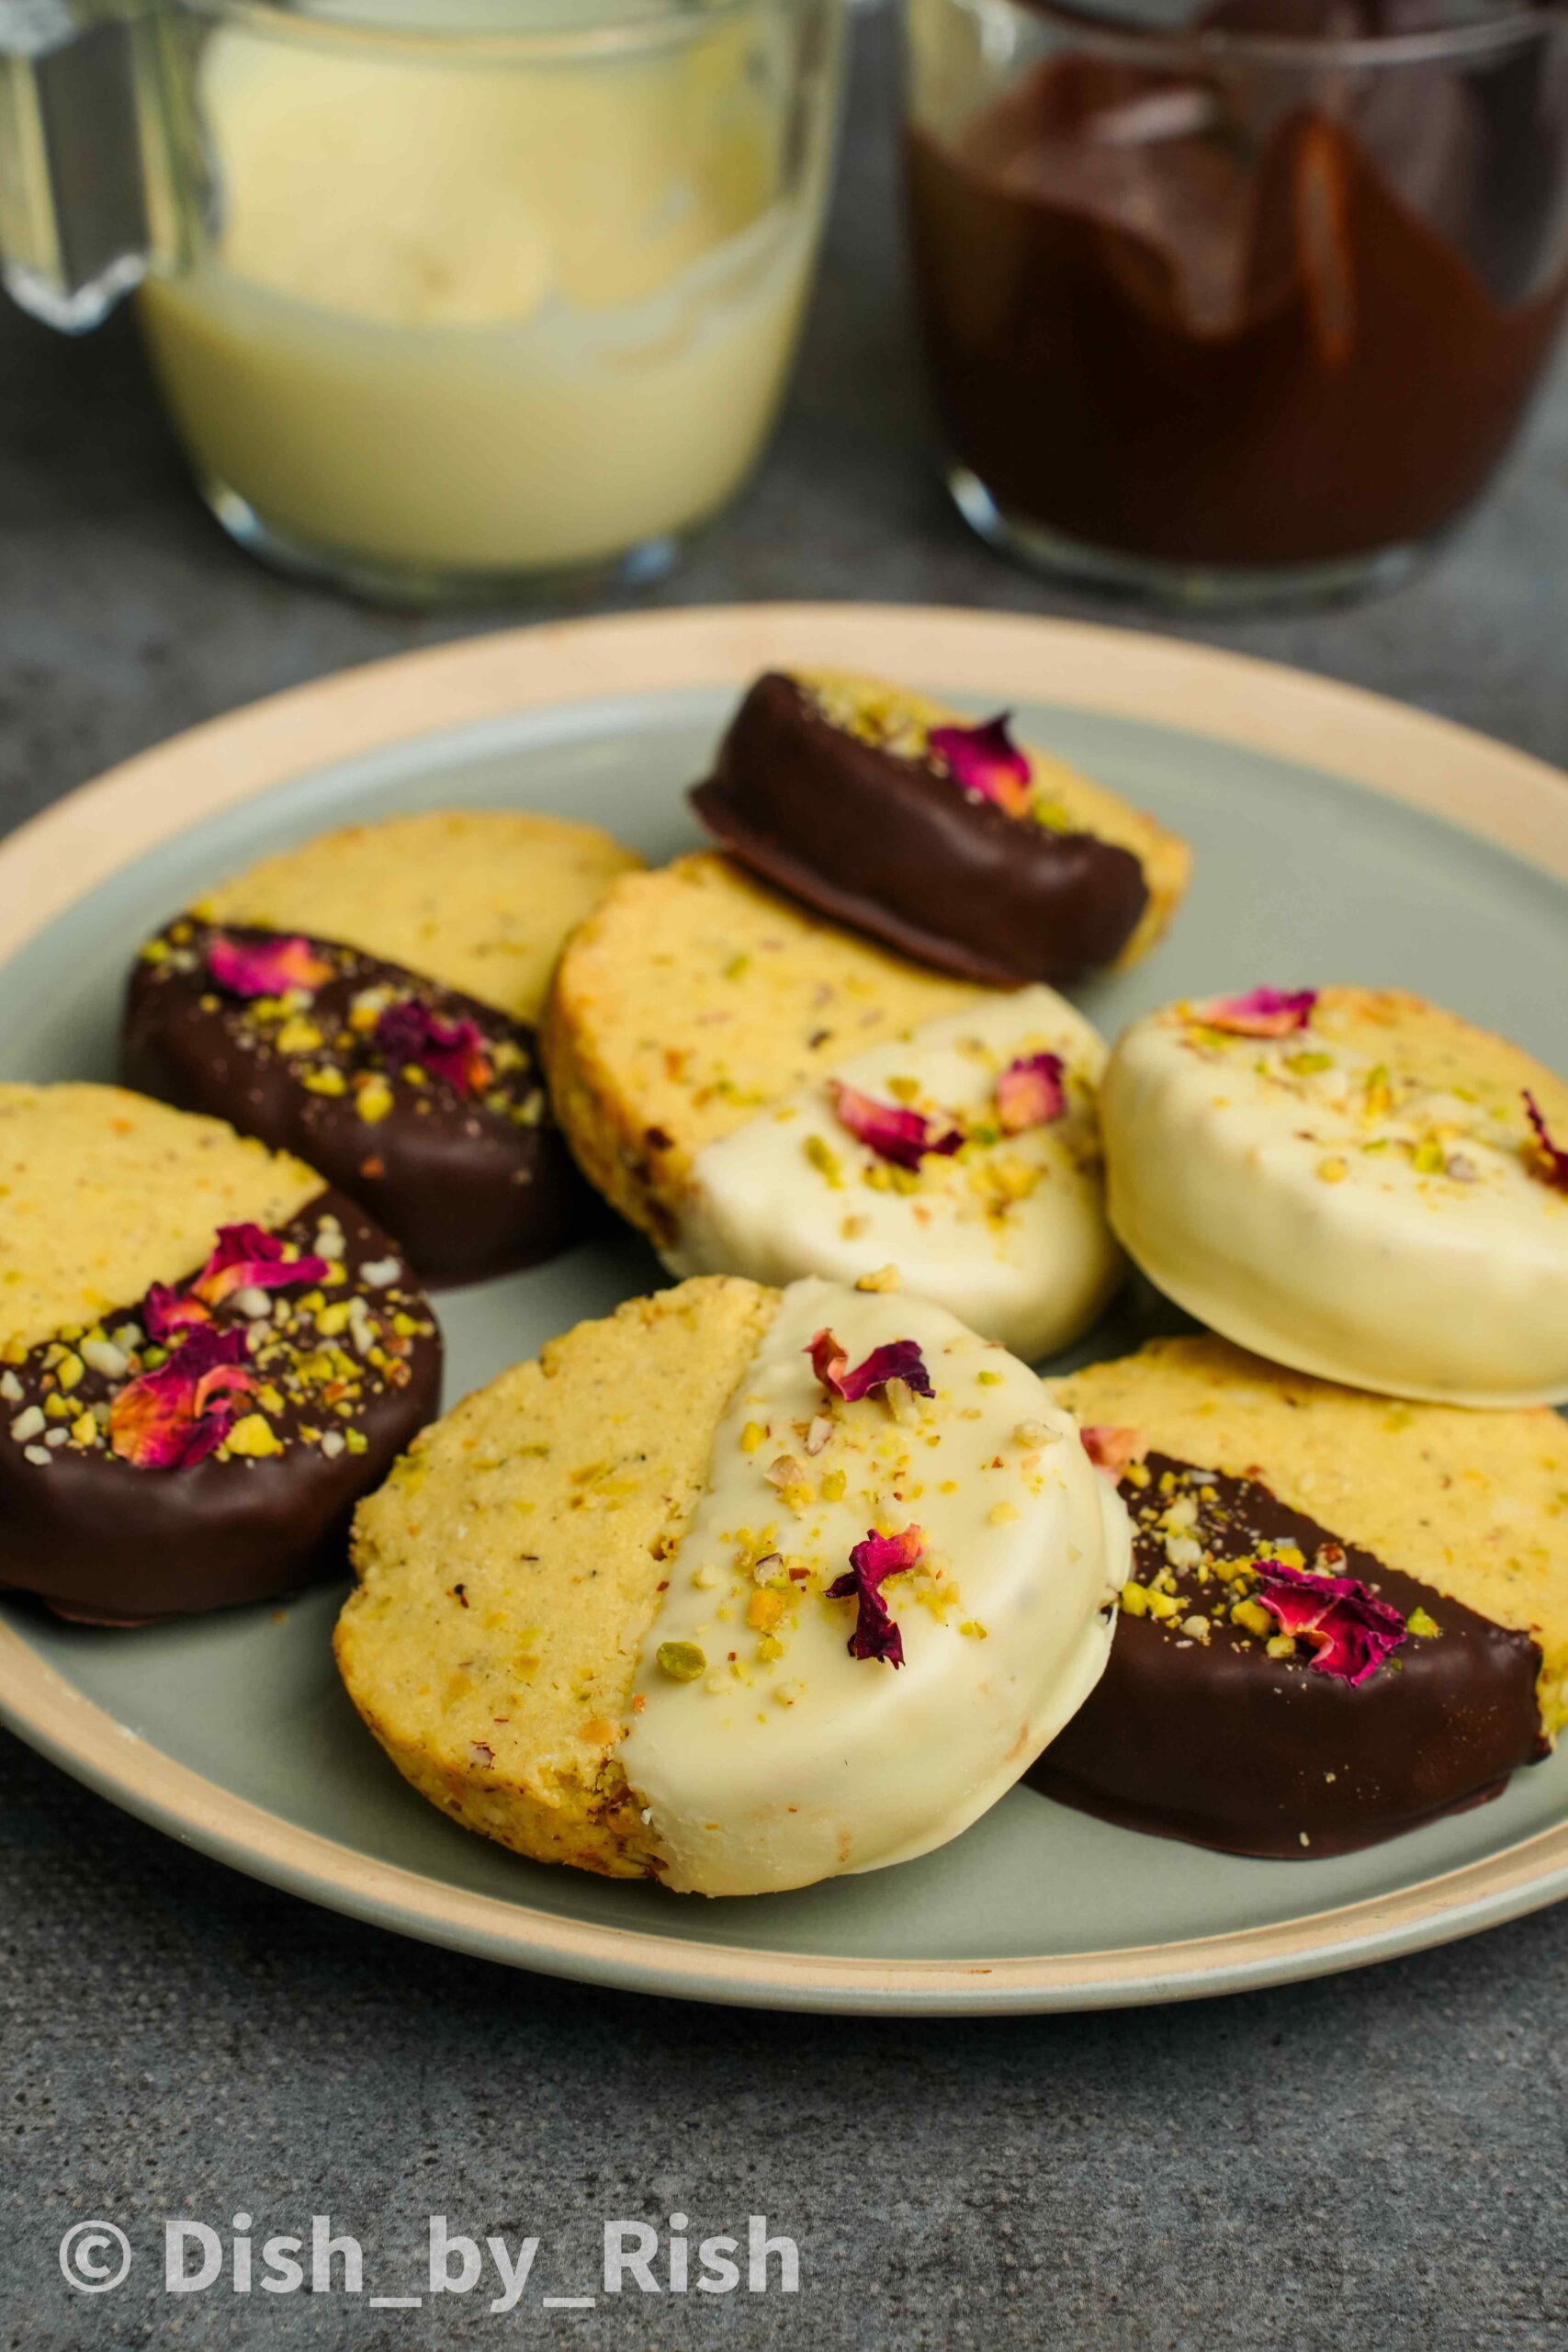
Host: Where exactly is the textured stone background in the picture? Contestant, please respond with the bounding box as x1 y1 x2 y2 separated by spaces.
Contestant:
2 8 1566 2347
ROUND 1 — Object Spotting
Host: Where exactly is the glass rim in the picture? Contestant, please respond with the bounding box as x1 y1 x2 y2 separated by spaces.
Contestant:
1008 0 1564 70
175 0 783 62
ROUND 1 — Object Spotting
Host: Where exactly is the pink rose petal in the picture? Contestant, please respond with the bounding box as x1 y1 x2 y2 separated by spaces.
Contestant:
926 714 1032 818
807 1329 935 1404
1202 988 1318 1038
108 1325 257 1471
996 1052 1066 1134
1523 1091 1568 1193
1079 1425 1149 1480
190 1223 330 1309
140 1224 331 1340
141 1283 215 1346
1254 1558 1406 1686
375 999 492 1097
208 933 333 998
827 1523 927 1666
830 1082 962 1172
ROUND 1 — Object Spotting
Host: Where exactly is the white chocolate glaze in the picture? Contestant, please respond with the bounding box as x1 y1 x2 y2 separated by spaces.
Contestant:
664 988 1122 1363
619 1276 1126 1896
1102 996 1568 1406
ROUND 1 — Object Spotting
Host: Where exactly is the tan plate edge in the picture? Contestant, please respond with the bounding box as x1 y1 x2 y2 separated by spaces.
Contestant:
1 602 1565 2012
1 604 1566 969
7 1638 1568 2014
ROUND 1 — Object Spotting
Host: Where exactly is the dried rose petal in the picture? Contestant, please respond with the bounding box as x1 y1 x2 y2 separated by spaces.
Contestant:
207 933 333 998
375 999 492 1097
190 1223 330 1309
1523 1091 1568 1193
1078 1425 1149 1480
927 715 1032 818
827 1524 927 1667
807 1329 935 1404
1254 1557 1406 1686
996 1052 1066 1134
108 1325 257 1471
830 1082 962 1172
141 1282 214 1346
1202 988 1318 1038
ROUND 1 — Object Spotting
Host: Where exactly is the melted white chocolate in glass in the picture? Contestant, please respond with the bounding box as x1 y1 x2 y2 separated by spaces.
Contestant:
138 10 830 573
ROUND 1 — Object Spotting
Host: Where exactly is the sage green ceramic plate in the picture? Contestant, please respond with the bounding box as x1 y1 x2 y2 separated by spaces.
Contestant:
2 605 1565 2014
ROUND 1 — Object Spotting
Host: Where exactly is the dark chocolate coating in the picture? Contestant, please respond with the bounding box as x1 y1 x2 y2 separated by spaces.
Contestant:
690 672 1150 986
123 922 597 1286
1029 1453 1544 1858
0 1190 440 1625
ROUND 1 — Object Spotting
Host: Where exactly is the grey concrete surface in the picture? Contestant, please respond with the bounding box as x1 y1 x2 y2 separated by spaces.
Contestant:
3 8 1567 2348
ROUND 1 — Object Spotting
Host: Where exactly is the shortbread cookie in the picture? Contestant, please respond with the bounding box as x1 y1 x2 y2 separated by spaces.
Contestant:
1101 986 1568 1404
690 668 1190 984
0 1085 440 1623
541 853 1122 1358
1038 1336 1564 1857
122 810 641 1283
190 810 638 1019
338 1273 1126 1895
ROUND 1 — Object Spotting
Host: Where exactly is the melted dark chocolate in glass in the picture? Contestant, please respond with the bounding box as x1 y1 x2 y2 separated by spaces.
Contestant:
908 2 1568 567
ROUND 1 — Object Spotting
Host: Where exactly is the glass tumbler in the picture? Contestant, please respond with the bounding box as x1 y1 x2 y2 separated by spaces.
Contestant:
0 0 847 604
903 0 1568 608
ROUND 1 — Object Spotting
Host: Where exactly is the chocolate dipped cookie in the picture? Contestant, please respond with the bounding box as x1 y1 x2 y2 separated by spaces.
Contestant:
123 809 642 1283
690 668 1190 985
1037 1337 1566 1857
339 1273 1125 1894
540 853 1122 1361
0 1085 440 1623
1101 986 1568 1405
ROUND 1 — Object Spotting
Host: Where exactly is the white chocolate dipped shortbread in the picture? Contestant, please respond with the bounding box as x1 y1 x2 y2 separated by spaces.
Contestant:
1101 988 1568 1406
338 1273 1126 1895
541 854 1122 1361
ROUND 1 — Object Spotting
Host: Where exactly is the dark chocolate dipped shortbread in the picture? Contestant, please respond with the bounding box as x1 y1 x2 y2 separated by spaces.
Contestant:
1041 1337 1564 1858
0 1084 439 1624
690 669 1190 987
126 918 587 1284
121 810 641 1285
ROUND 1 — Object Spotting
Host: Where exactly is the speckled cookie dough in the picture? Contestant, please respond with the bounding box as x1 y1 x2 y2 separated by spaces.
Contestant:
194 809 642 1023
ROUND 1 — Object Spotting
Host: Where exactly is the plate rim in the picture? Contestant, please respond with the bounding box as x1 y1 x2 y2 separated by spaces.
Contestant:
3 600 1566 2015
